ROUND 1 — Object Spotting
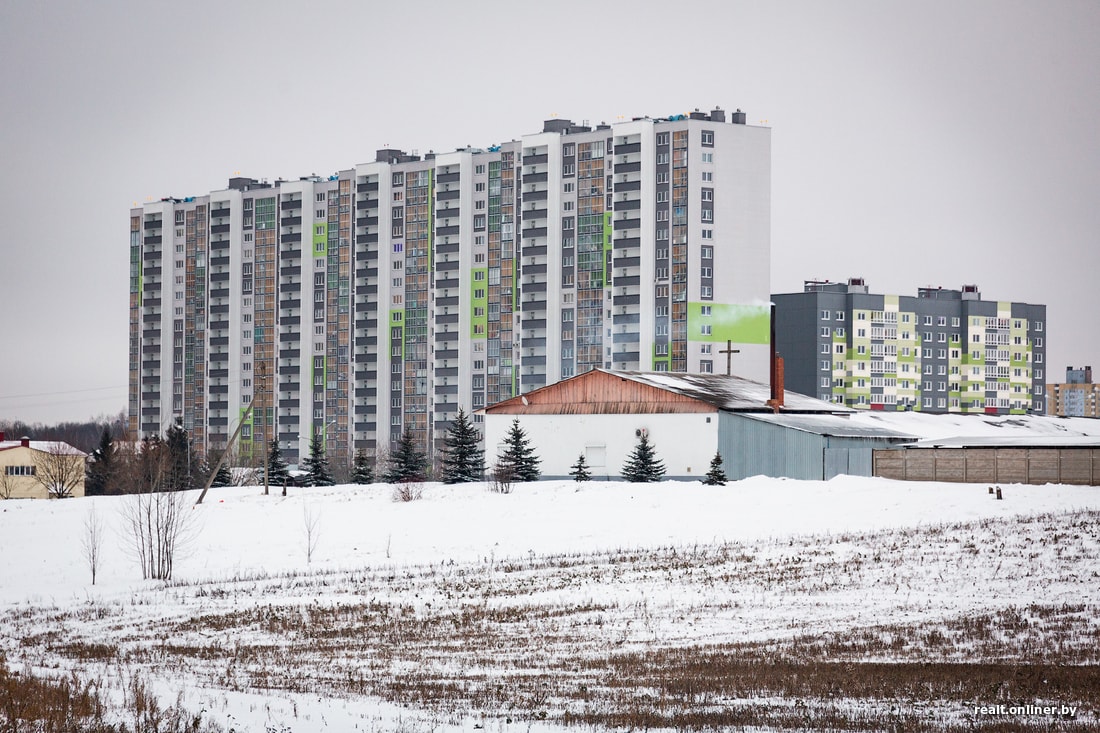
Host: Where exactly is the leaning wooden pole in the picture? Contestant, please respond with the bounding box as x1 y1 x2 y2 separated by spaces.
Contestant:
195 400 254 505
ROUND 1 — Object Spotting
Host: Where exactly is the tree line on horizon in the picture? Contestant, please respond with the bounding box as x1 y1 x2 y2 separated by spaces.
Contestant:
6 410 729 496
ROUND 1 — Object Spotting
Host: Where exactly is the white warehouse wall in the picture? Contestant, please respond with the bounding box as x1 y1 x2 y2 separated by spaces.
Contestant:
483 412 719 480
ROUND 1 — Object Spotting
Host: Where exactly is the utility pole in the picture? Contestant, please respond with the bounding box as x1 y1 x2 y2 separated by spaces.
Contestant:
720 340 740 376
195 401 253 505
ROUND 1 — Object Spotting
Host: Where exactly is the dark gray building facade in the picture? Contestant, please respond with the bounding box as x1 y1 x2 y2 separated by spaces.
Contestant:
773 279 1046 415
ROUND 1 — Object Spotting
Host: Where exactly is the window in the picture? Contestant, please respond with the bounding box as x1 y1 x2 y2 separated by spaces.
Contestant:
701 171 713 182
700 360 713 373
701 286 712 299
562 216 574 230
700 210 713 222
821 327 831 337
701 188 714 202
656 172 669 184
821 360 831 370
701 246 712 259
392 172 404 186
656 133 669 145
656 152 669 165
701 152 713 163
701 229 713 239
701 130 714 146
475 164 485 174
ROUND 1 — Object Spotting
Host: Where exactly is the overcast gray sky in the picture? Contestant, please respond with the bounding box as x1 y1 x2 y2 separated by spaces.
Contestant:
1 0 1097 424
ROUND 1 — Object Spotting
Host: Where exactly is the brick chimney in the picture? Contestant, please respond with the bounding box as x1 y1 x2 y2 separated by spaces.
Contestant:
765 303 785 412
767 356 785 412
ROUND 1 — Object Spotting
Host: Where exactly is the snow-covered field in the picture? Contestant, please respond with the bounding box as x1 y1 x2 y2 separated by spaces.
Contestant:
2 476 1099 732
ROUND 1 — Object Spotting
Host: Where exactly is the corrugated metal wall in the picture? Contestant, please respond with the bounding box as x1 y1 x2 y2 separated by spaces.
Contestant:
718 414 901 480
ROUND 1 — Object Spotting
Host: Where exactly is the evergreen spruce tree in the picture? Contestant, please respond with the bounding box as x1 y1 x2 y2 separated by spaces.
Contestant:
569 452 591 482
440 408 485 484
350 449 374 484
621 432 666 483
498 418 541 482
703 451 727 486
211 458 233 487
267 439 291 485
85 427 117 495
164 419 195 491
301 434 335 487
383 429 428 483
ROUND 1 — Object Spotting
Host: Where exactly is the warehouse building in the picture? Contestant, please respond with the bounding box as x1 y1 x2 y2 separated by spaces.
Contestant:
482 369 916 480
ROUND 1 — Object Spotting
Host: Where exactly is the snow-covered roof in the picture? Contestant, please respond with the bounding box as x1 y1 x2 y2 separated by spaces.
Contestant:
909 435 1100 449
737 412 919 440
845 411 1100 443
0 440 87 456
608 370 852 414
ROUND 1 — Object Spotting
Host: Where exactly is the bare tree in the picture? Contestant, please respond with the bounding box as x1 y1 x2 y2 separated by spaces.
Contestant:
118 438 197 580
32 441 86 499
81 505 105 585
391 480 423 503
0 469 17 500
489 458 515 495
303 503 321 564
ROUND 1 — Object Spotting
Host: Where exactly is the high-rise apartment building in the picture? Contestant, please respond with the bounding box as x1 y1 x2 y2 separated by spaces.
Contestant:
130 108 772 467
773 279 1047 414
1047 366 1100 417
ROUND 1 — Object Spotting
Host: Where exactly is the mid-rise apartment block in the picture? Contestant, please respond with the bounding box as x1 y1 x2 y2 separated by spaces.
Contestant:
130 108 772 467
1047 366 1100 417
773 279 1046 414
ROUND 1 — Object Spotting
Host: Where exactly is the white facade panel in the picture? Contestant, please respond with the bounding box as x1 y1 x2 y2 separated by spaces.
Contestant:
484 412 719 480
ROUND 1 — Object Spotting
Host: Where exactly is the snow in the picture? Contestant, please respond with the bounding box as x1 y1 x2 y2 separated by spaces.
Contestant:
2 477 1097 604
2 475 1098 731
847 410 1100 441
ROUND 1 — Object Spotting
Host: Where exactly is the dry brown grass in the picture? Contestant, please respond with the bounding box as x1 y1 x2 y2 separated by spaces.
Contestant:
6 510 1099 731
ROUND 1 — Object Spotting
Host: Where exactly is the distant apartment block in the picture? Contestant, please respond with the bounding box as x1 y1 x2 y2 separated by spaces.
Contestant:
773 279 1046 414
130 108 772 466
1047 366 1100 417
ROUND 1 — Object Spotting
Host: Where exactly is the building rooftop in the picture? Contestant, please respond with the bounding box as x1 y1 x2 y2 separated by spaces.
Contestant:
607 370 851 414
738 412 918 441
0 438 86 456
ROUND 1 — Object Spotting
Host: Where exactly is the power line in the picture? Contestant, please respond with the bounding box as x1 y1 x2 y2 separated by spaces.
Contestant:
0 385 127 401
